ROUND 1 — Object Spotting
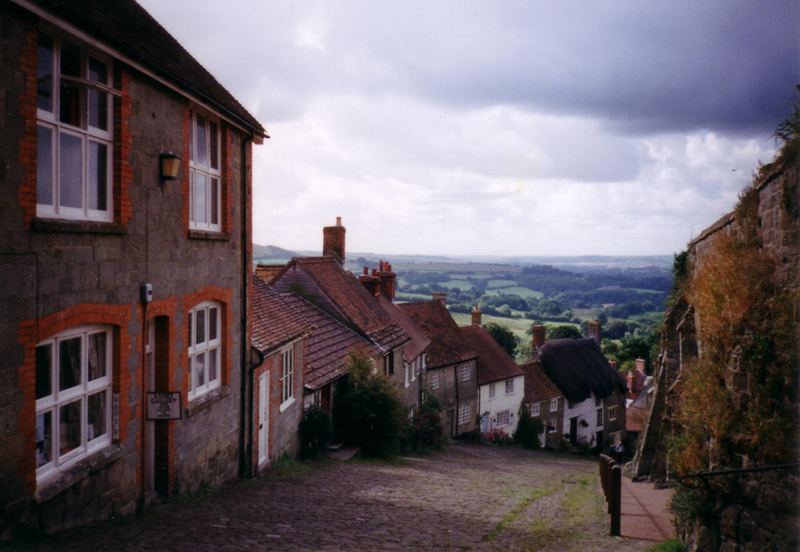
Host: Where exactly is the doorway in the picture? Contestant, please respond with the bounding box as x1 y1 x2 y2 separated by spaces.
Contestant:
258 371 270 467
569 417 578 445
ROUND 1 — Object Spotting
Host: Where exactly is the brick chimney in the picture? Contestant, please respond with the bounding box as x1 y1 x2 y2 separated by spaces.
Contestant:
588 319 602 347
432 291 447 306
322 216 345 265
376 260 397 301
471 305 482 326
358 266 381 296
531 324 546 349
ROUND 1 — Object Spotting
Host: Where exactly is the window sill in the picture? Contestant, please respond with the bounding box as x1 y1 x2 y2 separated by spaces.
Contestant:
36 444 123 503
31 217 125 235
188 229 229 241
186 385 227 417
279 397 296 413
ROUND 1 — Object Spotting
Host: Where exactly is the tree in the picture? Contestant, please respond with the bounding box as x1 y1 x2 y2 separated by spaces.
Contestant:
547 325 582 340
483 322 518 357
514 404 544 449
332 350 405 457
298 406 331 459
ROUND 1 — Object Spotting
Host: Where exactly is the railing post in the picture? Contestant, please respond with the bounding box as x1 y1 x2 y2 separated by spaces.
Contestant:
610 464 621 536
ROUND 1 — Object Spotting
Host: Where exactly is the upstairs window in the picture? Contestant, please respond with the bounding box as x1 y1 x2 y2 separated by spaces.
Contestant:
505 379 514 395
530 402 540 417
550 398 559 412
488 383 496 399
188 302 221 400
35 326 112 482
430 370 441 390
189 111 221 231
608 405 618 421
37 33 115 222
280 346 294 408
459 364 470 382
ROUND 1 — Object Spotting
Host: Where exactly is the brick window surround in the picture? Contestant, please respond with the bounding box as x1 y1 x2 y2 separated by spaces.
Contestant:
17 303 132 494
19 27 132 229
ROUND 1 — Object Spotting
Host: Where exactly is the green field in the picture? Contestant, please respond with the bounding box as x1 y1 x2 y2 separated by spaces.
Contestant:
395 291 432 301
487 279 518 288
441 279 474 291
484 286 543 299
451 312 579 343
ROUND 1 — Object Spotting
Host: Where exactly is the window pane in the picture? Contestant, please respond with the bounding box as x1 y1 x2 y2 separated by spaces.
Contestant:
37 126 53 205
88 58 107 83
88 90 107 130
208 348 217 383
195 352 206 387
88 332 106 381
189 171 195 223
59 336 81 391
209 121 218 169
87 391 106 441
59 81 82 127
59 400 82 457
195 173 207 224
209 308 217 340
210 178 219 225
60 42 81 76
88 142 108 211
59 133 83 208
36 411 53 468
195 115 208 167
195 309 205 344
37 34 53 112
36 344 52 399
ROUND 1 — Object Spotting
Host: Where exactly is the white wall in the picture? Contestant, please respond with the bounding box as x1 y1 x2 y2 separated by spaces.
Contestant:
479 375 525 435
563 392 604 446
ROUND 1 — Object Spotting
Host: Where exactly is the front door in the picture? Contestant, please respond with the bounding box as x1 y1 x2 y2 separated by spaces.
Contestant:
258 371 269 466
569 417 578 445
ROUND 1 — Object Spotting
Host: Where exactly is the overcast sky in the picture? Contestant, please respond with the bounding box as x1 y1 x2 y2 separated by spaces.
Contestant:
139 0 799 256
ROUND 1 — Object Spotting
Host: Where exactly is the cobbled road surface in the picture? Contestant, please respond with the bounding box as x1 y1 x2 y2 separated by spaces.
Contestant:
7 444 652 552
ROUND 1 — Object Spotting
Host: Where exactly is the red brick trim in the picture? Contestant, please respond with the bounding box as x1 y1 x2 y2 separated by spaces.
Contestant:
18 27 38 227
16 303 133 494
114 70 133 225
182 286 234 401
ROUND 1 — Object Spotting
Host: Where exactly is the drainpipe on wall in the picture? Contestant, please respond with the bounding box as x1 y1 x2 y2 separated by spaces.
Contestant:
239 133 253 479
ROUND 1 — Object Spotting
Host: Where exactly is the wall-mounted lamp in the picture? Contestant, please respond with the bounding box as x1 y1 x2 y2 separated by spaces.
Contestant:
160 152 180 181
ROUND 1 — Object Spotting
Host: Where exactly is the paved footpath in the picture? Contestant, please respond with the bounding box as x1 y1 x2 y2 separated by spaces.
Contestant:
6 444 669 552
620 477 675 542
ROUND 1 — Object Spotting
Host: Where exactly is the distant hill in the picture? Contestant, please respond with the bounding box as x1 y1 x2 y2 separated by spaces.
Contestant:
253 244 297 260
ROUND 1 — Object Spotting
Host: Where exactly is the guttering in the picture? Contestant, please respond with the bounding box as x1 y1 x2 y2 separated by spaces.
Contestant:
239 133 252 478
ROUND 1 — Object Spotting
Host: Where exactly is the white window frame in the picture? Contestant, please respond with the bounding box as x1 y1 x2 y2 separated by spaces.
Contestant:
505 379 514 395
496 410 510 427
189 110 222 232
547 418 557 433
35 325 112 483
608 405 618 421
530 402 540 417
279 345 295 410
459 363 470 382
188 301 222 401
488 382 496 399
36 33 115 222
404 362 411 388
430 370 441 390
458 402 471 425
549 397 559 412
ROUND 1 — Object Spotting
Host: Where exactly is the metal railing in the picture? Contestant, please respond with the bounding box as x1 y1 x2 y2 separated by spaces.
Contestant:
599 454 621 536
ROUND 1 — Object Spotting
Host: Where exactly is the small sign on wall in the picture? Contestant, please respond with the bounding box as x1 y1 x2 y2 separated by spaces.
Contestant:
146 392 182 420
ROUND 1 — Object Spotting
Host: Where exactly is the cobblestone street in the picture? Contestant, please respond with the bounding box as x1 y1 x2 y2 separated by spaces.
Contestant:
8 444 653 552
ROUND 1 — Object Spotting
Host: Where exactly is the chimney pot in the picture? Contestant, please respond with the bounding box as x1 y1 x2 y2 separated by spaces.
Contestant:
588 319 602 347
322 217 346 265
471 305 482 326
363 266 369 275
532 324 546 349
336 216 342 226
432 291 447 306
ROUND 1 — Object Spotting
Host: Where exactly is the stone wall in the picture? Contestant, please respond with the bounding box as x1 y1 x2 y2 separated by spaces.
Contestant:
633 148 799 551
0 9 251 534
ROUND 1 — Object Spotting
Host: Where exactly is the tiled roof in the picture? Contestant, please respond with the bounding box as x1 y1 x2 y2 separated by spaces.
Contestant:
251 278 310 354
282 294 380 391
519 359 562 403
460 326 523 385
398 301 476 369
29 0 265 137
377 295 430 362
278 257 409 352
538 338 627 403
255 264 285 284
